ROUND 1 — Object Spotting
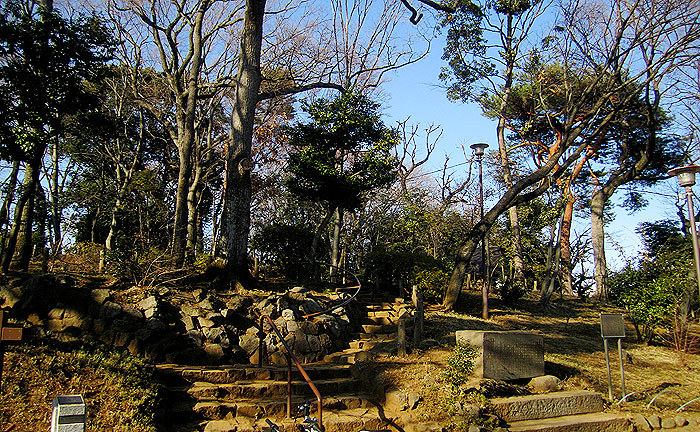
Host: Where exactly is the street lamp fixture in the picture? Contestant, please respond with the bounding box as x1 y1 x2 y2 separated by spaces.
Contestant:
470 142 489 157
668 165 700 187
471 142 489 319
668 164 700 300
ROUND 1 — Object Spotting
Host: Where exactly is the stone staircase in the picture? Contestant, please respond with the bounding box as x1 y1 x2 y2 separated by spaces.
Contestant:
492 390 630 432
156 362 395 432
155 294 413 432
323 295 413 365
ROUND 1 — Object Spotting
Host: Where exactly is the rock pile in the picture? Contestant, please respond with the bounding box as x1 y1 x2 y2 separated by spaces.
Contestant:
0 274 355 365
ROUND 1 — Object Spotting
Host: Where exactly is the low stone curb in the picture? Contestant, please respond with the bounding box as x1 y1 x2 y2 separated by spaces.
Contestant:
629 413 700 431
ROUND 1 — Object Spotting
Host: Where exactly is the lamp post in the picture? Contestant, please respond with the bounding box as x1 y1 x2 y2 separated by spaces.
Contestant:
668 164 700 299
471 142 489 319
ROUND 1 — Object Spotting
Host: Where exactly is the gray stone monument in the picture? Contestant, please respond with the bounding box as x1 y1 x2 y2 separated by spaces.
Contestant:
51 395 86 432
456 330 544 380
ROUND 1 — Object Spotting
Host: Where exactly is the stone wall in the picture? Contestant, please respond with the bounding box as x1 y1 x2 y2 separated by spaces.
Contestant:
0 274 356 365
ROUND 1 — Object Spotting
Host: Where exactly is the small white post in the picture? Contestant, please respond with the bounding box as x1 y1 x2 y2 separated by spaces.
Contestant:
51 395 85 432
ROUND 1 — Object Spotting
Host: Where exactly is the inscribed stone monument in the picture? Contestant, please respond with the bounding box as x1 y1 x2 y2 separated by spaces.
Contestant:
456 330 544 380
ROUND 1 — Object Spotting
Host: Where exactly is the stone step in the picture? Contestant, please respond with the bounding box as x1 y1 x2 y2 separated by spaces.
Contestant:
352 332 397 341
361 324 397 334
192 393 379 421
323 349 363 365
362 316 397 326
362 315 414 326
362 303 405 312
362 323 413 334
323 342 398 365
506 413 630 432
349 339 395 350
188 378 359 400
158 364 354 384
202 407 397 432
365 310 398 319
492 390 604 422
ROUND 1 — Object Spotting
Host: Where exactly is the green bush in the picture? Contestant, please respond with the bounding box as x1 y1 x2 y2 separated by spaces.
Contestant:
251 223 317 280
365 249 448 301
442 344 478 389
412 267 449 304
107 234 170 287
2 340 161 431
609 246 695 343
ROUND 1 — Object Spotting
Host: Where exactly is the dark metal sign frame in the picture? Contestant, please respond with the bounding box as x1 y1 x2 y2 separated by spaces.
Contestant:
600 313 627 401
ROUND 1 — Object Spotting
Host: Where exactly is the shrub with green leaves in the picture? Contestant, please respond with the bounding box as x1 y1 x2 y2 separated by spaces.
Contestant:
609 220 697 344
366 249 448 302
412 267 449 304
442 344 478 389
251 223 317 280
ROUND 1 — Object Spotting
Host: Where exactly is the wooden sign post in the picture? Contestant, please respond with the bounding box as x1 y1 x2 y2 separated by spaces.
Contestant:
0 310 23 392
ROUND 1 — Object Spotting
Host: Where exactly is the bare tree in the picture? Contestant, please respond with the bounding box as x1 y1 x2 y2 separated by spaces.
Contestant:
107 0 243 266
563 0 700 300
216 0 446 280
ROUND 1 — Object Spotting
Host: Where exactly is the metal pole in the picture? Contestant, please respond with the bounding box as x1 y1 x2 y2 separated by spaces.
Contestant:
604 338 613 401
286 353 292 418
258 317 263 367
684 186 700 299
617 338 626 398
479 154 488 320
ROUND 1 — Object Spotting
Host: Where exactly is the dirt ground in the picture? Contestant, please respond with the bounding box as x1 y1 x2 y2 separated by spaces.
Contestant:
364 292 700 428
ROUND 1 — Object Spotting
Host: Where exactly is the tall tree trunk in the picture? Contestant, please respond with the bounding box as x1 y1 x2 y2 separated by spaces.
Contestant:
559 190 575 296
49 139 62 254
310 207 335 264
329 207 344 277
216 0 266 278
3 160 41 272
559 146 597 296
171 3 206 268
2 0 53 272
0 160 21 232
497 13 526 288
186 163 203 258
172 143 193 266
591 189 609 301
541 210 565 305
105 198 120 252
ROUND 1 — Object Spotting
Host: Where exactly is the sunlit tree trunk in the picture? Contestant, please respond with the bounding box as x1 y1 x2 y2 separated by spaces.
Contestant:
4 160 40 271
590 188 608 300
216 0 266 277
0 161 20 233
186 163 203 259
497 13 526 288
330 207 344 277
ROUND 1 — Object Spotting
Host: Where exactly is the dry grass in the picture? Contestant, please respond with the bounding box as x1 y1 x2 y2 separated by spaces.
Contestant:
363 292 700 428
0 341 161 432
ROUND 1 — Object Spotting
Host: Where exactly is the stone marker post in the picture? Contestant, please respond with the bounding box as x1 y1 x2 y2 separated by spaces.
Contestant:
51 394 86 432
411 286 424 346
397 318 407 357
